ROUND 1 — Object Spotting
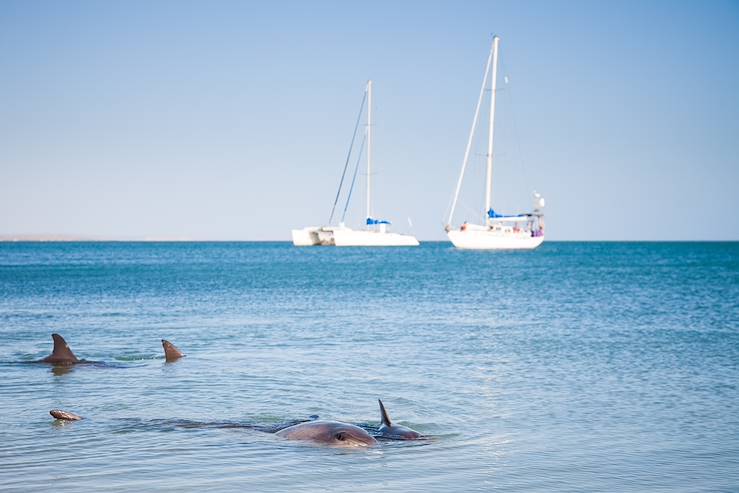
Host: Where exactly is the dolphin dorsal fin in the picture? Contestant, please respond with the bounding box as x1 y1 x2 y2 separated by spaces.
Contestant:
378 399 392 427
45 333 79 363
162 339 184 362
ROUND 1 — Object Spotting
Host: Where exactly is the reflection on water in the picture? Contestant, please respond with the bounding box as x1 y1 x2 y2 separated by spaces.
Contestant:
50 365 75 377
1 242 738 492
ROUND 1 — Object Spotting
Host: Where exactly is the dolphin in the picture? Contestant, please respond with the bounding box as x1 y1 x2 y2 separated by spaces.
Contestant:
161 339 184 362
275 420 378 448
377 399 422 440
47 402 426 448
46 410 376 449
50 409 83 421
40 334 81 365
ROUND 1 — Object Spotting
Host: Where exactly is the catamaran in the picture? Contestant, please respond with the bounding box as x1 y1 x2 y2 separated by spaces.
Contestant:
445 36 545 250
292 80 419 247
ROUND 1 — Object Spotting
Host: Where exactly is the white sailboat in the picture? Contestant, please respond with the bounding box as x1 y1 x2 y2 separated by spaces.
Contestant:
292 80 419 247
445 36 545 250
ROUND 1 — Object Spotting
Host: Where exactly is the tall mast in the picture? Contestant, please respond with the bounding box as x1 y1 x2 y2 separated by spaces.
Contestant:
485 36 500 224
366 79 372 223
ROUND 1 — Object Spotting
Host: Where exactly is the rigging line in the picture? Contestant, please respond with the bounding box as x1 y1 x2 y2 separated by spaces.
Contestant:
328 89 367 225
447 40 494 227
340 131 367 224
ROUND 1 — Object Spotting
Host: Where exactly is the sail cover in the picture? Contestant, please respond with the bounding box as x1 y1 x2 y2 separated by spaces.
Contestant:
366 217 391 225
487 208 528 219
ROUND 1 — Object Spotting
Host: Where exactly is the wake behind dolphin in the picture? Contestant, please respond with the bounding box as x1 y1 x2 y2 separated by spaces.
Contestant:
48 400 427 448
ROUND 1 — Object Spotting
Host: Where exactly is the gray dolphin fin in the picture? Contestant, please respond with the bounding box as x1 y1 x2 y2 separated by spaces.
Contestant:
43 333 79 363
162 339 185 362
378 399 392 427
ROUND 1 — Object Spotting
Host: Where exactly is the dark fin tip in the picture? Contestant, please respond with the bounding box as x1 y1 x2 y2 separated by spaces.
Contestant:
379 399 392 427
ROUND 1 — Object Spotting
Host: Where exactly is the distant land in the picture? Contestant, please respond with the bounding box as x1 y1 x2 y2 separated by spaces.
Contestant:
0 234 193 242
2 235 735 243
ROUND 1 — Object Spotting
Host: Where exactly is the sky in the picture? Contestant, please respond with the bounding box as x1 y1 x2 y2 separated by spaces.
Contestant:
1 0 738 241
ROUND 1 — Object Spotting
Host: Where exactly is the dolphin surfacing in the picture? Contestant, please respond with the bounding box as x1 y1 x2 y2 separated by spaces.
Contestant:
276 420 378 448
161 340 184 362
377 399 422 440
41 334 80 365
50 409 83 421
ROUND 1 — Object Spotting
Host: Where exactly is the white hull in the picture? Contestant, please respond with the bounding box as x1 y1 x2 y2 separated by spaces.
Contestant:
447 228 543 250
333 228 419 247
292 227 320 246
291 227 336 246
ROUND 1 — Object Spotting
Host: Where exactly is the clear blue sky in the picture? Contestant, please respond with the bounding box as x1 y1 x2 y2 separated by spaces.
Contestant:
1 0 737 240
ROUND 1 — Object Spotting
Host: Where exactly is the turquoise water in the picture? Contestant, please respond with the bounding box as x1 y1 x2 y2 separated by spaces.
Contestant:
0 242 737 492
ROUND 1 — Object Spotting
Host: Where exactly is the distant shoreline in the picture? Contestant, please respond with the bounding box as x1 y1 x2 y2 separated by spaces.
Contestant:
0 235 193 242
0 236 736 243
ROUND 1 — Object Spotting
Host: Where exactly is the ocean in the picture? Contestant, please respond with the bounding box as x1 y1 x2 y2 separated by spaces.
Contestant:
0 241 737 492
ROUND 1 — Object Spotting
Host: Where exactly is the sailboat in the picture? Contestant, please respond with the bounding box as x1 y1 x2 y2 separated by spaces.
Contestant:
292 80 419 247
445 36 545 250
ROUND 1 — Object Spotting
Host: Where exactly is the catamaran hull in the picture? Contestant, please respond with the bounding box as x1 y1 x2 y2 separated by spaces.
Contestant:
447 230 544 250
291 228 321 246
333 229 419 247
291 227 337 246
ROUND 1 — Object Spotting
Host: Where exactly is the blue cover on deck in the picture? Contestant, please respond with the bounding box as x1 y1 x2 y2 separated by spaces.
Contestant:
487 208 527 219
366 217 391 225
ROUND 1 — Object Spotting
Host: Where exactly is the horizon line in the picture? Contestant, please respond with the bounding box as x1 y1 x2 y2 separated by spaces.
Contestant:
1 236 737 244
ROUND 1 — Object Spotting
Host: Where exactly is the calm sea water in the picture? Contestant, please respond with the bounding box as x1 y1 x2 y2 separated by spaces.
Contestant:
0 242 737 492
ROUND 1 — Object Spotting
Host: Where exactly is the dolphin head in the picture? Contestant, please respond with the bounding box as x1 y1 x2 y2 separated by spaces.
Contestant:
377 399 422 440
50 409 83 421
330 423 378 448
276 421 378 448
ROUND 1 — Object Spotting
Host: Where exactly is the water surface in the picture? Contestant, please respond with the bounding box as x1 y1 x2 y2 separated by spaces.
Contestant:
1 242 737 491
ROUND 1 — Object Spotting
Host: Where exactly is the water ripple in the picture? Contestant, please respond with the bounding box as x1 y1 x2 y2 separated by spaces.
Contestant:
0 242 737 491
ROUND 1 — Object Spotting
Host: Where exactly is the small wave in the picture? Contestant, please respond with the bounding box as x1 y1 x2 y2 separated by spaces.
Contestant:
114 354 161 362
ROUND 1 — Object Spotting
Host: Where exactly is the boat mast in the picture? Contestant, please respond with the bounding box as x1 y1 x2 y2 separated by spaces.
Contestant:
366 79 372 224
485 36 500 225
